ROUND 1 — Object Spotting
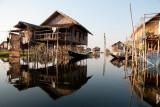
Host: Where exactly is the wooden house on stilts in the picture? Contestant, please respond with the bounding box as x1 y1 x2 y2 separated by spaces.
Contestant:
131 13 160 53
9 10 92 62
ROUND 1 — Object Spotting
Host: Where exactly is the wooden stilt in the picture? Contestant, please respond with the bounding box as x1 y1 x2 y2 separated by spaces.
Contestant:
28 30 30 66
56 28 59 65
64 29 67 61
157 73 159 86
130 4 137 68
52 43 54 65
47 40 48 60
158 40 159 54
151 41 153 51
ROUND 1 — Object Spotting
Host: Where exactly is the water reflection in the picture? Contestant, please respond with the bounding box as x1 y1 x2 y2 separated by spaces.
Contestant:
110 58 124 68
1 58 9 62
124 53 160 106
7 57 92 100
92 53 100 59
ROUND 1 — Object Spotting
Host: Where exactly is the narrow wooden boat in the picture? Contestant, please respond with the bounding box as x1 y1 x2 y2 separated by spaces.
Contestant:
110 53 125 59
68 51 92 59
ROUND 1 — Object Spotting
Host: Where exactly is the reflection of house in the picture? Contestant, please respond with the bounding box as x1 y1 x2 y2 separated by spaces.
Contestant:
8 57 20 82
92 53 100 59
0 41 8 50
1 58 9 62
110 58 124 68
7 58 91 100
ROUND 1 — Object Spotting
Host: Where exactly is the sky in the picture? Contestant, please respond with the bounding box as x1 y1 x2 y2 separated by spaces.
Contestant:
0 0 160 51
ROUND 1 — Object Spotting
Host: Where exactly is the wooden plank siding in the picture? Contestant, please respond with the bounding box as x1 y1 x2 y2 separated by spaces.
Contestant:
133 14 160 41
72 26 87 45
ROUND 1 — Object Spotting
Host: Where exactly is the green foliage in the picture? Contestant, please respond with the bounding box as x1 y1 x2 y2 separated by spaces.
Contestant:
20 52 34 56
0 51 34 58
139 43 145 53
146 28 150 35
40 43 45 47
0 51 9 58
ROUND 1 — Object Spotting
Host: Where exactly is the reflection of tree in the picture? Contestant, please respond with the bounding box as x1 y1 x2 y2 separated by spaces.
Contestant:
7 57 92 100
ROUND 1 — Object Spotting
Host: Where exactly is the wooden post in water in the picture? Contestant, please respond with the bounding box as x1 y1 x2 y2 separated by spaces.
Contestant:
52 43 54 65
158 40 159 54
56 28 59 65
28 30 30 66
47 40 49 61
130 4 134 65
130 4 137 70
157 73 159 86
143 15 147 65
104 33 106 55
148 43 149 55
64 29 67 62
103 33 106 76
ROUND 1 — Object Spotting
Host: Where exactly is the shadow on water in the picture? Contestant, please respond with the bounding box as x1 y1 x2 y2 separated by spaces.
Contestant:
7 56 92 101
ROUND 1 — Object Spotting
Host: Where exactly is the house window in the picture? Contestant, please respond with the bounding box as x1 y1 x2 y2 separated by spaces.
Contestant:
75 30 77 37
75 30 77 40
79 32 81 42
79 32 81 38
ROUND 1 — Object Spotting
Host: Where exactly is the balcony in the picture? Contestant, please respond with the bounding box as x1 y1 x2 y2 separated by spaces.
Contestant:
35 32 71 42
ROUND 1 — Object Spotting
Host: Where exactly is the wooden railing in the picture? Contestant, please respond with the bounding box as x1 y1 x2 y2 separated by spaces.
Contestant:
35 32 71 41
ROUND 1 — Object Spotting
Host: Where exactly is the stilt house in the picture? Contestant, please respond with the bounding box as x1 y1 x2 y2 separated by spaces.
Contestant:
10 10 92 57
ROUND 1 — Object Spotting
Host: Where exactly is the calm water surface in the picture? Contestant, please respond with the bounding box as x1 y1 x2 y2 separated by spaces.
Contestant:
0 54 152 107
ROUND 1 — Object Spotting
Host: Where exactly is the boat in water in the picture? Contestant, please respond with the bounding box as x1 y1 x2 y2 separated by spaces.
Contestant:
68 51 92 59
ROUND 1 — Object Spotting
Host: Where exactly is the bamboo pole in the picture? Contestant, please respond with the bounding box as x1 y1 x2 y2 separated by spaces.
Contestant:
144 15 147 65
130 4 138 68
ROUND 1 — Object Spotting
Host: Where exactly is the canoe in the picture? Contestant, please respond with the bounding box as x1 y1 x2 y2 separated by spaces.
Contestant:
68 51 92 59
110 53 125 59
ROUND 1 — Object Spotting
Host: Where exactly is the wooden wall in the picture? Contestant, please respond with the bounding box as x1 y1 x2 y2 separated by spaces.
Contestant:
9 33 20 57
134 16 160 40
72 26 88 45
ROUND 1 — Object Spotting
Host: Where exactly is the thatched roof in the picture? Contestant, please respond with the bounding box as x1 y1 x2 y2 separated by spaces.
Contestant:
40 10 93 35
42 23 74 28
14 21 50 30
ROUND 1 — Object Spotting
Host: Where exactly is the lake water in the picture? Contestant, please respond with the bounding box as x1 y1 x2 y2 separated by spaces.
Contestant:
0 54 157 107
